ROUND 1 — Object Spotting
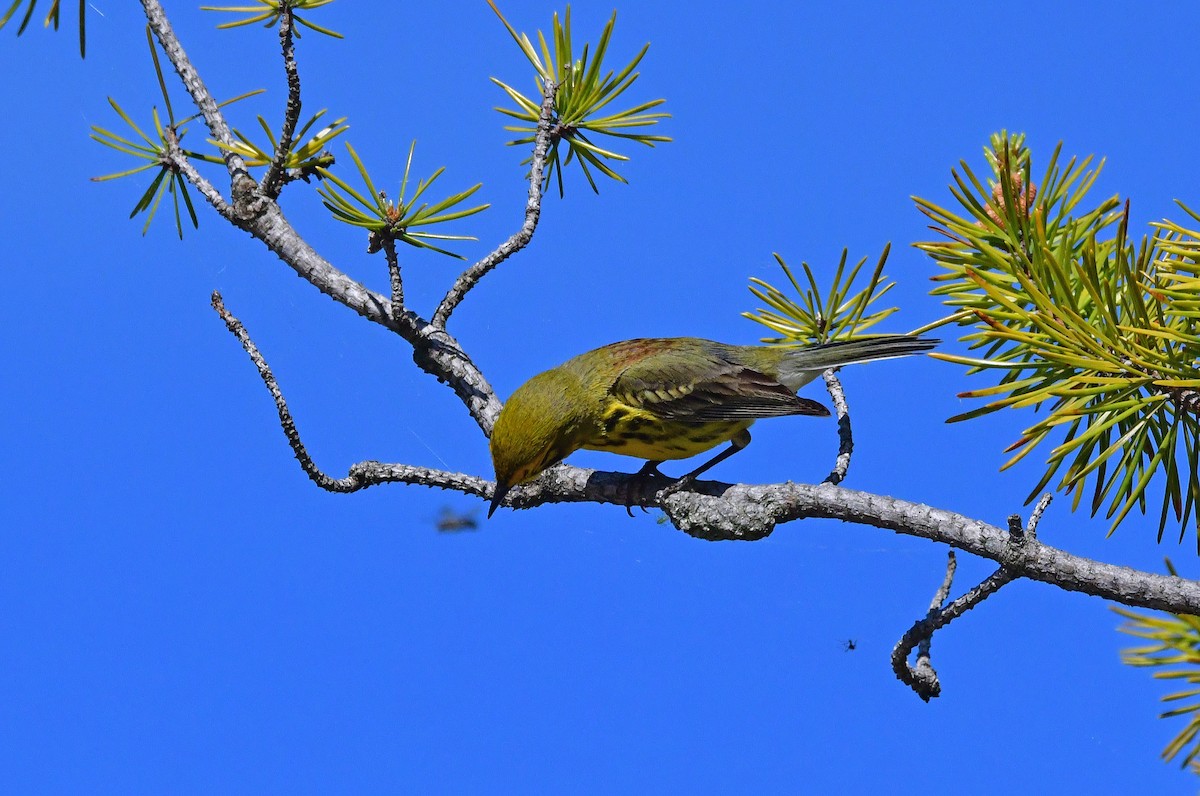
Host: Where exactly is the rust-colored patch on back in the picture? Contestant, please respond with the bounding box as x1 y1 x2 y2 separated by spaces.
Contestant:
599 338 669 368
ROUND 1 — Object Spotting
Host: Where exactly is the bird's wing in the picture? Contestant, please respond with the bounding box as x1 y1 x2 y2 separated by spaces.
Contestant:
610 348 829 422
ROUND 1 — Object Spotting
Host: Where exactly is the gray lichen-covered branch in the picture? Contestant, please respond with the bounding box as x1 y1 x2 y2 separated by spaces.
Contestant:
142 0 507 433
203 292 1200 620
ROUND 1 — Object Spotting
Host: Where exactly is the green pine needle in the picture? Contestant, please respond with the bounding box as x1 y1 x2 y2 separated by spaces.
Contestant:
1 0 86 57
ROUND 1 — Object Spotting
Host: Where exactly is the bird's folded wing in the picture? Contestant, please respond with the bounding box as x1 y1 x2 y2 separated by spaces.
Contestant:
611 358 829 421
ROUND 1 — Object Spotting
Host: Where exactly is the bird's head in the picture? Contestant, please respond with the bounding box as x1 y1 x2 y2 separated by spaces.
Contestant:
489 369 589 517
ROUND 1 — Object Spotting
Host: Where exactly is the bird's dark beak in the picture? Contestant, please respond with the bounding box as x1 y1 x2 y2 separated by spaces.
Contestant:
488 482 510 519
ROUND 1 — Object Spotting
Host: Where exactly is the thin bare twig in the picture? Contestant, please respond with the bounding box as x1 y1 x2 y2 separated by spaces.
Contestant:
1025 492 1052 538
890 496 1052 700
382 239 404 318
261 7 303 199
916 551 957 667
211 290 357 492
821 370 852 484
163 143 234 220
431 78 558 328
212 290 495 496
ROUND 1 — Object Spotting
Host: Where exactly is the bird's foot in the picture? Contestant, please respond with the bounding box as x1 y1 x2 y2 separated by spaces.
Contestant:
624 460 668 517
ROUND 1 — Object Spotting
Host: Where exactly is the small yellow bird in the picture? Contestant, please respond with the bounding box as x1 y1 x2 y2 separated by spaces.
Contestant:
488 334 936 516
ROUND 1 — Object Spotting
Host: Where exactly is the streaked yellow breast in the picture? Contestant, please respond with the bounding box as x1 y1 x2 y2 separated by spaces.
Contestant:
581 400 753 461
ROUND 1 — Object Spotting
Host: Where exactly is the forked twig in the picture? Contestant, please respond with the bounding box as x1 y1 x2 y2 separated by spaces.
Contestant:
211 290 498 496
892 494 1052 700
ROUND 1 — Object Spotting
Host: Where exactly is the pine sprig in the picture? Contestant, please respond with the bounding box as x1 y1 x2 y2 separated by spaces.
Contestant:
90 98 200 238
90 29 261 238
200 0 342 38
488 1 670 196
315 141 489 258
743 245 900 345
916 132 1200 541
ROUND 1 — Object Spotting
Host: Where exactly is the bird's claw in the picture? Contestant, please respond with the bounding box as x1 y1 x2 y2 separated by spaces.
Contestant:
623 460 667 517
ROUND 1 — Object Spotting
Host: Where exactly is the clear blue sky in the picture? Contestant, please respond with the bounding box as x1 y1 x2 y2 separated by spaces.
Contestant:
2 1 1198 792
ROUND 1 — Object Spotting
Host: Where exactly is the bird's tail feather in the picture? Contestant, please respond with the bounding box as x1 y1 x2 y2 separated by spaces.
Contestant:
776 334 938 386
